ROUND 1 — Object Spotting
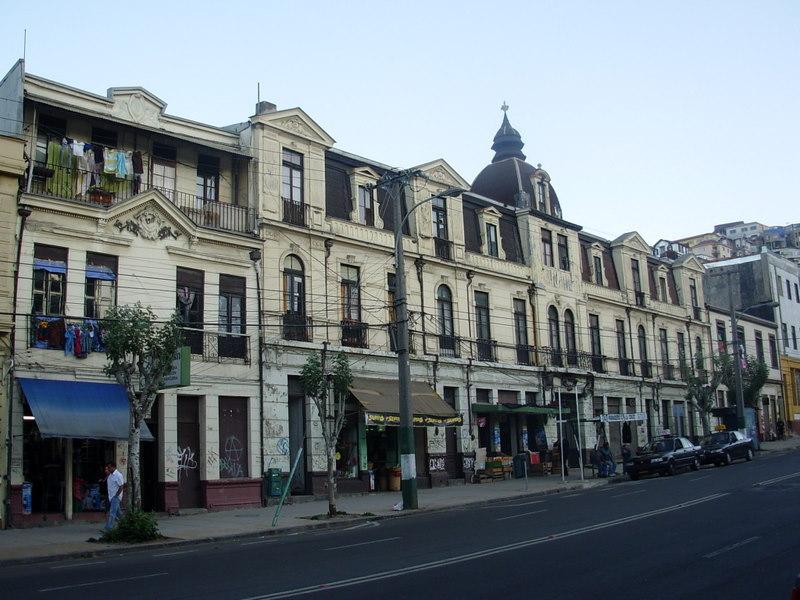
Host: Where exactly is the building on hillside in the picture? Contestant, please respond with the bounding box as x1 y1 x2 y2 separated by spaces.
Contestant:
703 252 800 432
1 61 262 525
675 232 734 262
707 306 783 440
652 239 690 260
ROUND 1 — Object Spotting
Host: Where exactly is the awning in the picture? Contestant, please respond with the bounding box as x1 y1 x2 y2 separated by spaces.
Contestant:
19 378 154 441
472 402 568 416
350 377 463 427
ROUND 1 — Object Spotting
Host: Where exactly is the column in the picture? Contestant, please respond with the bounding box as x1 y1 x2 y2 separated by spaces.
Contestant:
201 394 219 482
160 390 178 512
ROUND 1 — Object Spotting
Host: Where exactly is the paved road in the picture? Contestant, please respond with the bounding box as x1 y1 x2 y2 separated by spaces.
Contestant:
4 450 800 599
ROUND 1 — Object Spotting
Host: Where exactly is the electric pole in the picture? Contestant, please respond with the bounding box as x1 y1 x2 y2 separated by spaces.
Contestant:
727 272 747 431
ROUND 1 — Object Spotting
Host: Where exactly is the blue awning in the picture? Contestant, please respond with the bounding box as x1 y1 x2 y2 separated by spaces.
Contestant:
19 378 154 442
85 265 116 281
33 259 66 274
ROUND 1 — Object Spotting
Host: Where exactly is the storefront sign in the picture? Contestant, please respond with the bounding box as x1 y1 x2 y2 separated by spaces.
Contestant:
364 412 463 427
162 347 191 388
599 412 646 423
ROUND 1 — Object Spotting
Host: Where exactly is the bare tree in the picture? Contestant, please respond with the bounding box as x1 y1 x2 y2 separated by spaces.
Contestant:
102 303 183 510
300 347 352 517
681 356 723 437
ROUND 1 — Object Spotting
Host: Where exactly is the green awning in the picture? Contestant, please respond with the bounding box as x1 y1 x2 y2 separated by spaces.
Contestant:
472 403 569 416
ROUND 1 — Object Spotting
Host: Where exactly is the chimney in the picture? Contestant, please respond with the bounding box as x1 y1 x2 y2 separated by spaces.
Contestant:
255 101 277 115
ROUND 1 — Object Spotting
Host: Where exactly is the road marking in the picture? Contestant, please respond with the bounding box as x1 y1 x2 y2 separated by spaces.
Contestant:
38 572 168 592
703 536 760 558
342 521 380 531
688 475 711 482
754 471 800 487
241 538 279 546
152 549 198 557
484 500 546 508
611 489 646 498
50 561 106 570
495 509 547 521
563 493 581 498
241 493 728 599
323 537 401 551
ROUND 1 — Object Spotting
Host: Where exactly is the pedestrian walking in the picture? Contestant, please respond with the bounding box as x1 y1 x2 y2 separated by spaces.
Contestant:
777 420 785 440
104 462 126 530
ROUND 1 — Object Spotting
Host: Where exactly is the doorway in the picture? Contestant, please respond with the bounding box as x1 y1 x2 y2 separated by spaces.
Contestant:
177 396 201 509
288 376 308 494
141 397 160 511
442 387 462 479
672 402 686 437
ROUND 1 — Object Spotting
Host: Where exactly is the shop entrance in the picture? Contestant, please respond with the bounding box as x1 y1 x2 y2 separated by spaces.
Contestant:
442 387 462 479
141 398 160 512
288 376 308 494
672 402 686 437
177 396 201 509
366 427 398 492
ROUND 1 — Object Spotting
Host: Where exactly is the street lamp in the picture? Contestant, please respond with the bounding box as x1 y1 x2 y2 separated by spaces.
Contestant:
389 181 463 510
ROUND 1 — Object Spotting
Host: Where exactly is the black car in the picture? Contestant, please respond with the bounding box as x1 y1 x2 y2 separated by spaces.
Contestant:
700 431 754 466
627 436 702 480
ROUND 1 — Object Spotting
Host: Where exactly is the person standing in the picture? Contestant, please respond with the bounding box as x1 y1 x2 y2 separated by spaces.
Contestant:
104 462 126 530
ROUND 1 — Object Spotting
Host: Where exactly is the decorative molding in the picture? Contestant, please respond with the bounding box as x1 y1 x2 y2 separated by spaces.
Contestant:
426 167 459 187
274 117 315 139
111 92 160 128
114 209 180 241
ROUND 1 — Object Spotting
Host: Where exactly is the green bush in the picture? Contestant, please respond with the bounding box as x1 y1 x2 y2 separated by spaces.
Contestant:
100 509 162 543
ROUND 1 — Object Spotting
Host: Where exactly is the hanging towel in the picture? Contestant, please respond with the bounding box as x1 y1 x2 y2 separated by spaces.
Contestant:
104 149 118 174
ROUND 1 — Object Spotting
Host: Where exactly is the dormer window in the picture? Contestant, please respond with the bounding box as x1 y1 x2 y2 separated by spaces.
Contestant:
536 180 547 212
593 255 604 285
486 223 499 257
357 186 374 226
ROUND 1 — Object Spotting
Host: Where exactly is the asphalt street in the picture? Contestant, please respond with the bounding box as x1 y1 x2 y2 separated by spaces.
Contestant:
3 449 799 600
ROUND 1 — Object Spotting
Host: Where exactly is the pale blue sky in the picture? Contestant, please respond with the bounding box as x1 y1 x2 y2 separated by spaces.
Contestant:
2 1 797 242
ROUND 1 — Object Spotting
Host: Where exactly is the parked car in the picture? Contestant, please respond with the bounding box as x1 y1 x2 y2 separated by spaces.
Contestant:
627 436 701 480
700 430 754 466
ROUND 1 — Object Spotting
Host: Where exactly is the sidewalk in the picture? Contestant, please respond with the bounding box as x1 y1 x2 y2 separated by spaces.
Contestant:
0 473 602 565
759 436 800 453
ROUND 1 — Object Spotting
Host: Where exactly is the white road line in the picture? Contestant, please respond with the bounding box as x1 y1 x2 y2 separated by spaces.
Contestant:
495 509 547 521
611 489 646 498
342 521 380 531
241 538 279 546
49 561 106 570
688 475 711 482
38 572 168 593
241 492 728 599
484 500 546 509
703 536 760 558
754 471 800 487
152 549 198 557
323 537 401 551
563 493 581 498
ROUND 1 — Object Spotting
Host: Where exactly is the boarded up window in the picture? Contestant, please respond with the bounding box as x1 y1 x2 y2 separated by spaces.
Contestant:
219 397 248 479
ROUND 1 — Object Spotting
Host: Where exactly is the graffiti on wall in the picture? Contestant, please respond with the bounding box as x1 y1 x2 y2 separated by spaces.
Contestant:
177 446 198 479
220 436 245 478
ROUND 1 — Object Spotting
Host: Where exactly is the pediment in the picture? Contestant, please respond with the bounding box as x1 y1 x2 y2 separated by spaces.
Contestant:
257 108 335 146
479 206 502 219
673 253 706 272
353 166 381 180
590 242 606 252
107 87 166 129
611 231 651 254
413 159 470 190
105 190 195 241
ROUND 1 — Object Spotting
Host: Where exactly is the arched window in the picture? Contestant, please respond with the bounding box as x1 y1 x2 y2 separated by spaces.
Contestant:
437 285 456 356
548 306 561 366
564 309 577 365
283 255 305 315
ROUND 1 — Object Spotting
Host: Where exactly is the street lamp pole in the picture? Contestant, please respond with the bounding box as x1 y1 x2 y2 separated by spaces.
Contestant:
384 172 461 510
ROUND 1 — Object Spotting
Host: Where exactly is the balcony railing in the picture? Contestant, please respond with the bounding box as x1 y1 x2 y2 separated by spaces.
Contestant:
282 199 308 227
516 344 536 366
692 305 702 321
618 357 634 376
661 362 676 380
182 328 250 364
475 338 497 361
29 315 106 353
438 334 461 358
26 161 257 235
635 291 646 307
640 360 653 378
536 347 594 369
434 237 453 261
282 312 312 342
590 354 606 373
388 326 416 354
341 320 369 348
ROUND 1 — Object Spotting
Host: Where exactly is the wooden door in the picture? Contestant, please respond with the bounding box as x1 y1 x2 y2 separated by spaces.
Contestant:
177 396 201 509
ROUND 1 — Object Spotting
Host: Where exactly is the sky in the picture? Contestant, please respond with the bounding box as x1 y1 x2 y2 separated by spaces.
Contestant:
1 1 797 243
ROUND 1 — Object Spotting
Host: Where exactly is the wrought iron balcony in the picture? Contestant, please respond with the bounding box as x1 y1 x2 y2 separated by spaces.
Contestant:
516 344 536 366
475 338 497 361
29 315 106 353
635 291 646 307
640 360 653 378
438 334 461 358
434 237 453 261
282 312 312 342
590 354 606 373
282 198 308 227
182 327 250 364
618 357 634 376
341 320 369 348
661 362 676 380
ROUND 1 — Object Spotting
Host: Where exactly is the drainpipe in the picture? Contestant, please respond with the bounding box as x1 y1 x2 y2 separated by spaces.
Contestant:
415 258 426 354
324 239 333 343
249 249 266 506
4 205 31 528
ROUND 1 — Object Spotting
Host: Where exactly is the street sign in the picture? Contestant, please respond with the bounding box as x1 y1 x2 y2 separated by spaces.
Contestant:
161 346 191 388
598 412 646 423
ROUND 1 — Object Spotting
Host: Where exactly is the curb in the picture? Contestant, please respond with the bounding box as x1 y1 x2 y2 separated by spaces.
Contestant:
0 480 605 568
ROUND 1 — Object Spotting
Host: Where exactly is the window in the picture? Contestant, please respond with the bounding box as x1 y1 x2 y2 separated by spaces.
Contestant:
32 244 67 316
769 334 779 368
219 274 247 359
475 292 491 341
795 283 799 303
638 326 648 362
281 149 304 205
438 286 456 352
659 328 670 365
777 274 783 296
219 397 248 479
593 255 603 285
677 332 686 364
755 331 765 364
283 255 305 314
357 186 374 226
151 143 177 197
589 314 602 356
84 252 117 319
564 309 577 364
659 277 668 303
557 234 569 271
631 259 642 292
513 299 528 347
536 180 547 212
794 326 798 351
736 325 746 355
695 336 704 370
782 323 789 348
91 126 118 148
196 154 220 202
341 265 361 322
548 307 562 360
616 320 627 359
689 279 698 307
716 320 727 353
432 196 448 239
788 280 793 300
486 223 499 257
541 229 554 267
177 267 204 354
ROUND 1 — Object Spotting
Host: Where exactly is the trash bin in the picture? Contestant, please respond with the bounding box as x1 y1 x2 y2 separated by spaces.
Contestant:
266 468 283 497
513 453 528 479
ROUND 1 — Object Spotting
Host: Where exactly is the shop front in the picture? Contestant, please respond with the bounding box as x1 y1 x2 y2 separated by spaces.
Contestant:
349 377 463 492
11 378 153 526
472 402 558 460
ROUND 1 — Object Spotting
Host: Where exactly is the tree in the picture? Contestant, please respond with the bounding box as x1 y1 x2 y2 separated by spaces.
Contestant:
300 347 352 518
102 303 183 510
717 352 769 409
680 357 723 437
